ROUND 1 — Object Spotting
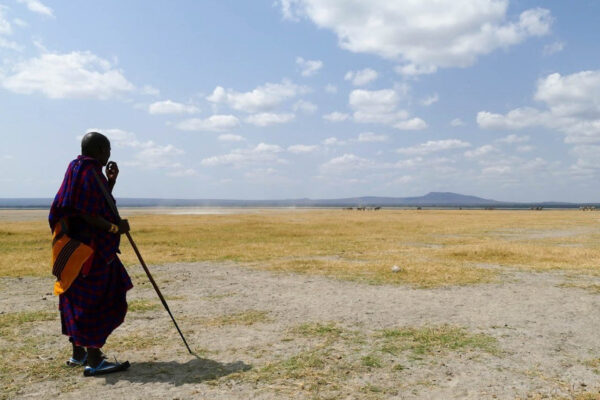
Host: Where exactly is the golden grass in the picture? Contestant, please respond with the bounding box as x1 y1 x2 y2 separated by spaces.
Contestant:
379 325 500 357
290 322 344 338
2 209 600 287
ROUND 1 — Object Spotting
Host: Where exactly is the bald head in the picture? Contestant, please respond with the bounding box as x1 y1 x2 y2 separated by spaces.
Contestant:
81 132 111 166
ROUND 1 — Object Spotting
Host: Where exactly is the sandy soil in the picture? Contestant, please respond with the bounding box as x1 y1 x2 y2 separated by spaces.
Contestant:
4 262 600 399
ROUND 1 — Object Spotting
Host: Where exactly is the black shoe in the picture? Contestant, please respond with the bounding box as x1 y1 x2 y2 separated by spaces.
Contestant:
83 359 130 376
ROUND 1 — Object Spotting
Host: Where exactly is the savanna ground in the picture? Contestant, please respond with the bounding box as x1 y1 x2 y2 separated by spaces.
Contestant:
2 209 600 399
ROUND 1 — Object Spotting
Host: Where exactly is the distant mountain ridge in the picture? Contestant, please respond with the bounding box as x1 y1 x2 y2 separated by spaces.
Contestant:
0 192 593 208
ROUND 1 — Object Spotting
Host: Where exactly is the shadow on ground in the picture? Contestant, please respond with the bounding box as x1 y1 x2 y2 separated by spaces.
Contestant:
103 357 252 385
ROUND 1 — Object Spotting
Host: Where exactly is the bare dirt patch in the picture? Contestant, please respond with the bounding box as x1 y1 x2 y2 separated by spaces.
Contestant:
3 262 600 399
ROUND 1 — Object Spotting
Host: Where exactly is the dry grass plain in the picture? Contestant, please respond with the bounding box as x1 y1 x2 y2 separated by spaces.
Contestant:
2 209 600 286
3 208 600 399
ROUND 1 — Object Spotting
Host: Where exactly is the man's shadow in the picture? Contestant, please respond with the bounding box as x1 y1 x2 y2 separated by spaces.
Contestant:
103 356 252 386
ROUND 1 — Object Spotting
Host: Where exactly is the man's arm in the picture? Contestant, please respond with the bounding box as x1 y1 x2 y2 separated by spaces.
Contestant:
82 161 130 233
80 214 130 234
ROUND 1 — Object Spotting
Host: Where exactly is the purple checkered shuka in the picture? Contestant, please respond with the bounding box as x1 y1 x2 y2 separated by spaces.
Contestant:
49 156 133 348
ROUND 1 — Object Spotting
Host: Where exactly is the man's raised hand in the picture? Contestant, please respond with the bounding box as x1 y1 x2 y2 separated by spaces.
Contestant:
106 161 119 183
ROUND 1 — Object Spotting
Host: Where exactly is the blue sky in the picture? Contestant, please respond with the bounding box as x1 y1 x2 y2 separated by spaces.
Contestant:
1 0 599 201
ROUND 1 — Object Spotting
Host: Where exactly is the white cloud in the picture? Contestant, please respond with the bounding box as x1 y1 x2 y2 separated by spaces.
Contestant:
2 51 134 99
87 128 194 176
522 157 547 170
322 137 347 146
279 1 552 73
293 99 317 114
218 134 246 142
325 84 337 94
167 168 197 177
17 0 53 17
140 85 160 96
288 144 318 154
482 165 511 176
395 64 437 76
0 37 21 51
321 153 374 172
357 132 388 142
543 41 565 56
0 8 24 50
349 88 427 129
206 80 308 113
477 107 544 130
517 145 534 152
91 128 137 147
322 111 349 122
135 144 184 167
148 100 199 115
296 56 323 77
13 18 28 28
420 93 439 106
393 118 428 130
394 157 424 169
464 144 496 158
176 115 240 131
344 68 378 86
396 139 471 155
570 145 600 173
450 118 465 127
0 7 12 35
349 88 406 124
244 168 280 181
245 112 295 127
478 70 600 144
497 134 529 144
350 89 399 117
201 143 285 167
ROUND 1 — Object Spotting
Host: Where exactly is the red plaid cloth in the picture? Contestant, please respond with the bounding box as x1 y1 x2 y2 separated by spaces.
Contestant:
60 254 132 348
50 156 132 347
49 156 120 262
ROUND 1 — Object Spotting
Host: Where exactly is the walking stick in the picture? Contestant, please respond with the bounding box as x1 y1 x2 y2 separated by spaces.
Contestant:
124 231 193 354
92 169 193 354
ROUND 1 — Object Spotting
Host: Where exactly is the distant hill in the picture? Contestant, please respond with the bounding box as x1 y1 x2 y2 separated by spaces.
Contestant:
0 192 595 209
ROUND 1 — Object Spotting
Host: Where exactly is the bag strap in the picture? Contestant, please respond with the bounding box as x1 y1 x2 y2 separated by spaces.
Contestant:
91 168 121 221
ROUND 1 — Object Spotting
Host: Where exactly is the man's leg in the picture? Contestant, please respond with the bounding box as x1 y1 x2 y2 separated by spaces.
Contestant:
65 339 87 367
72 341 86 361
86 347 103 368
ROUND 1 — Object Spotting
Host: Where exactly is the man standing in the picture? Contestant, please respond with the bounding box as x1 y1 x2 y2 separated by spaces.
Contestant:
49 131 132 376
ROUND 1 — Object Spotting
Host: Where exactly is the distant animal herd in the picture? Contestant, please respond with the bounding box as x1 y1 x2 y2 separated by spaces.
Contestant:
342 206 598 211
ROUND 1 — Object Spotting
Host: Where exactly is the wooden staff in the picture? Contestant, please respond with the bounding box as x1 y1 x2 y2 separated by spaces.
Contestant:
93 169 193 354
124 231 192 354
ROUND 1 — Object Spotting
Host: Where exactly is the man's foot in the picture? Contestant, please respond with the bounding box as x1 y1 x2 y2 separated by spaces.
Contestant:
86 347 108 368
66 344 87 367
83 359 130 377
66 353 87 367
